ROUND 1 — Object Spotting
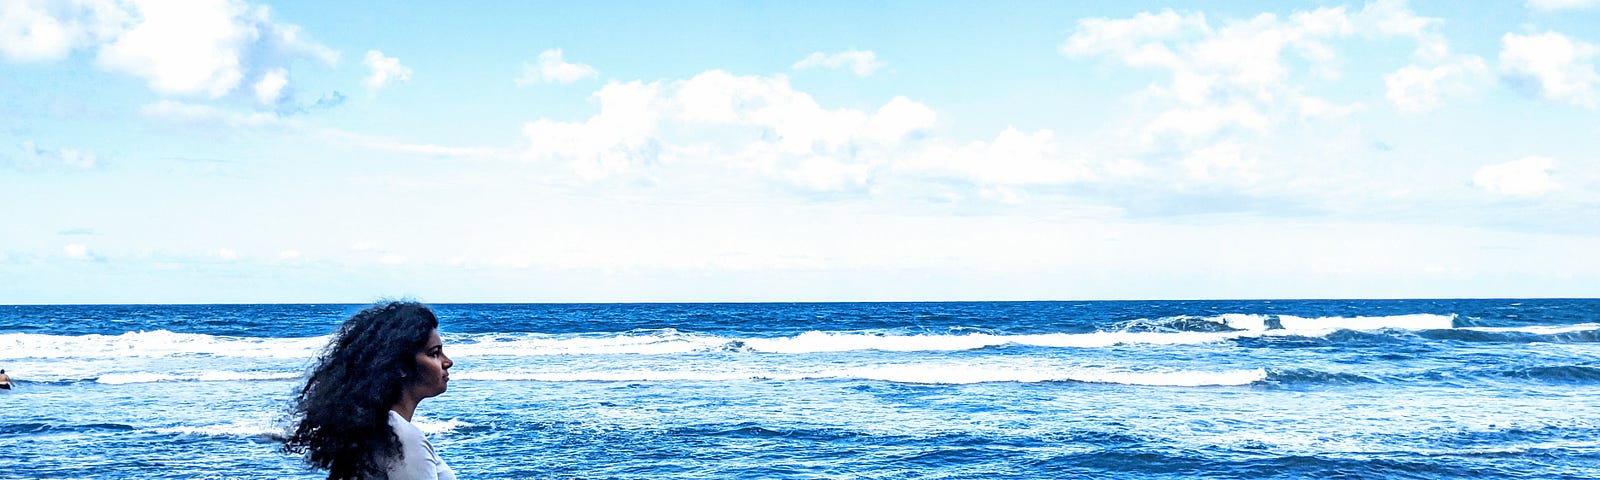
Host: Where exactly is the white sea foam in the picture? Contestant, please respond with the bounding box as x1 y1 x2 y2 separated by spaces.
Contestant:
1274 313 1456 332
457 370 784 382
1214 313 1273 331
1065 367 1267 387
96 372 175 384
151 417 466 437
739 330 1245 354
450 331 724 357
458 365 1267 387
833 365 1266 386
1011 331 1244 348
0 313 1467 363
1163 313 1457 334
154 420 279 437
726 313 1459 356
1459 323 1600 335
96 370 300 384
741 331 1009 354
413 417 472 436
0 331 326 360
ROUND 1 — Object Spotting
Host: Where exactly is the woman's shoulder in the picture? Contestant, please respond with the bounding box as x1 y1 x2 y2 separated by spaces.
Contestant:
386 411 425 440
386 411 413 427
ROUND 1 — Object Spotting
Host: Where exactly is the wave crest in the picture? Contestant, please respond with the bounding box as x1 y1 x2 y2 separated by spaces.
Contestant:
0 330 326 360
96 371 300 385
457 365 1267 387
8 313 1555 363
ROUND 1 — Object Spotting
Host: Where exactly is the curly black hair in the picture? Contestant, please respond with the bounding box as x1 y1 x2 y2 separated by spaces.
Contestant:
283 301 440 479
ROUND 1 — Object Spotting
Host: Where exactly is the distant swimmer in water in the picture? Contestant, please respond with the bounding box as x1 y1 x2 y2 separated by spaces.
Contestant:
0 369 11 390
283 301 456 480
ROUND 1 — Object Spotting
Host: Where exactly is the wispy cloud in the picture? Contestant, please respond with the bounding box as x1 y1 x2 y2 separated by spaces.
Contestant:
5 141 99 171
139 98 504 160
516 48 598 85
792 50 883 76
1526 0 1600 11
319 129 508 159
141 100 295 130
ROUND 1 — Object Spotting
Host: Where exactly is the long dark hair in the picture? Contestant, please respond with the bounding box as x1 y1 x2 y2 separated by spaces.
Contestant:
283 301 439 479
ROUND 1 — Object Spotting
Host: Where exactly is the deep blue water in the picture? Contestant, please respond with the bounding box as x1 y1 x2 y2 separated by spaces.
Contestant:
2 299 1599 479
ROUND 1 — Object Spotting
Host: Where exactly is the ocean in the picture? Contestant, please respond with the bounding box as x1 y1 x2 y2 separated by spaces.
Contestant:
2 299 1598 479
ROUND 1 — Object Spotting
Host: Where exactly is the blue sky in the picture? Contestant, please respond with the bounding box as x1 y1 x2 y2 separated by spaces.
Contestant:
2 0 1597 303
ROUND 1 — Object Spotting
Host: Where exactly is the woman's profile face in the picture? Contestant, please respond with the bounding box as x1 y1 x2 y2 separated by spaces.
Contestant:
406 329 452 399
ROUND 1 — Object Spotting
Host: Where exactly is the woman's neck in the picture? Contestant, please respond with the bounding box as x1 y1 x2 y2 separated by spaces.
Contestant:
391 395 420 421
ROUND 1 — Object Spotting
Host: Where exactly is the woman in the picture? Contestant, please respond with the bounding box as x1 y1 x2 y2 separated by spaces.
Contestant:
284 301 457 479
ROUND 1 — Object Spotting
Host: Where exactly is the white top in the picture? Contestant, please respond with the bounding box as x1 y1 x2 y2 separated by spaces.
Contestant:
385 410 457 480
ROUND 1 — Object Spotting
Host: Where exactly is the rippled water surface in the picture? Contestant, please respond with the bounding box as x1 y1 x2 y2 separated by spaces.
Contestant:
3 299 1598 478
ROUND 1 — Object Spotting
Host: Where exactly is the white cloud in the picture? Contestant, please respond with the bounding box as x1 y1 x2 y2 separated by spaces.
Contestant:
210 248 239 260
364 50 411 90
674 72 934 156
253 67 288 105
1356 0 1448 61
792 49 884 76
900 127 1094 185
518 71 934 189
1061 4 1447 123
1061 2 1467 188
1474 157 1561 196
1060 10 1210 67
783 156 872 191
1527 0 1600 11
521 71 941 190
865 96 938 143
523 80 665 180
62 243 90 260
0 0 127 61
1361 0 1489 114
96 0 253 97
1500 32 1600 108
0 0 336 99
1179 140 1259 183
1384 57 1489 112
516 48 598 85
517 69 1140 193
